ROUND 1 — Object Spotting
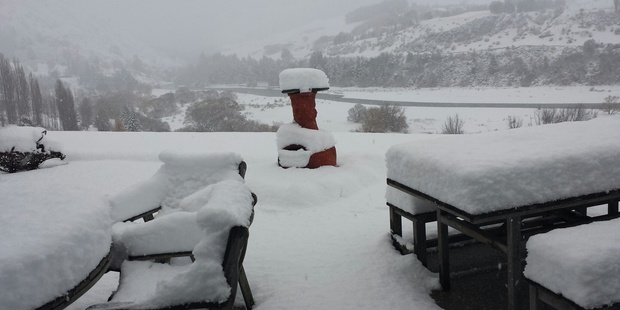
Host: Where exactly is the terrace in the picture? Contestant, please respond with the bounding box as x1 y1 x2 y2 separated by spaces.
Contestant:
1 114 619 309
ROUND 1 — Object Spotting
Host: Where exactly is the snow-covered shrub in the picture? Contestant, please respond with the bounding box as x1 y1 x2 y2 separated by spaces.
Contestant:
0 126 65 173
601 95 620 115
507 115 523 129
442 114 465 134
534 106 597 125
359 105 408 133
181 98 277 132
347 104 368 123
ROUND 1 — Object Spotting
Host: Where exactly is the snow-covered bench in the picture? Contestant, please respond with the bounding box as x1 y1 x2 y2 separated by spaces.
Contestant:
109 151 246 223
90 180 257 310
386 116 620 309
525 218 620 310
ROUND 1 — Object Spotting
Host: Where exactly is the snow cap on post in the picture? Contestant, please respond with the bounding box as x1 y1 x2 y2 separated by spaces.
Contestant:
279 68 329 94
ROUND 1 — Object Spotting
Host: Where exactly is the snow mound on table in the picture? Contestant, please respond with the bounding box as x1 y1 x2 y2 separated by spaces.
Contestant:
525 218 620 309
110 180 254 307
386 116 620 215
109 151 244 222
0 125 63 152
279 68 329 93
0 163 111 309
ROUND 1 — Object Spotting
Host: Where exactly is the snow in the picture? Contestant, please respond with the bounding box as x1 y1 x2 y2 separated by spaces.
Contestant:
3 88 620 309
332 86 620 104
386 116 620 215
113 212 202 257
525 218 620 309
0 160 124 309
109 151 244 221
237 85 620 135
108 180 254 308
0 125 62 153
0 129 440 310
276 123 337 167
279 68 330 93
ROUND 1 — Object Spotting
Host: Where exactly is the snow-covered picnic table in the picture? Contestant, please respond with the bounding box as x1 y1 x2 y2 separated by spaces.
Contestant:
386 116 620 310
0 160 123 309
526 217 620 309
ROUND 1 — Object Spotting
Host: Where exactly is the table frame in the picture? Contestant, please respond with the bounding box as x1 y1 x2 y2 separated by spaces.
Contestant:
388 178 620 310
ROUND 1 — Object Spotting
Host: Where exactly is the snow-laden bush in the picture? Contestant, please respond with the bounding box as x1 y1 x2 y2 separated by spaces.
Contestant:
442 114 465 134
0 126 65 173
601 95 620 115
358 105 408 133
347 104 368 123
534 106 597 125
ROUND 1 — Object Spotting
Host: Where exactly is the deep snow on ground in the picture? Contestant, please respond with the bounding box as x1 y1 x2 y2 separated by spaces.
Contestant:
41 131 440 310
3 86 619 309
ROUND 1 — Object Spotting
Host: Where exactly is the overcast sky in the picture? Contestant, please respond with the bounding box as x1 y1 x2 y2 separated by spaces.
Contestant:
63 0 384 59
7 0 495 60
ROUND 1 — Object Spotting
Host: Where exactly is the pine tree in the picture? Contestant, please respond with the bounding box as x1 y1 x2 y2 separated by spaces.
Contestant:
0 54 17 124
29 73 44 126
78 98 93 129
14 59 31 124
94 102 112 131
122 105 141 132
55 80 79 131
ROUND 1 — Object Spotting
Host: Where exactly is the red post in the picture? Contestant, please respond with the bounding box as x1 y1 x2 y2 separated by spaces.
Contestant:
288 92 319 130
278 69 336 169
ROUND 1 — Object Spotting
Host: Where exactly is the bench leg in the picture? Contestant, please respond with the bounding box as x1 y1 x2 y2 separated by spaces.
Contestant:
389 205 405 253
143 213 155 222
239 265 254 309
529 284 547 310
437 210 450 291
413 217 428 267
609 200 619 215
507 216 523 310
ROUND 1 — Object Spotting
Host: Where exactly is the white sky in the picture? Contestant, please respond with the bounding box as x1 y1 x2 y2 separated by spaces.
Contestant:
60 0 495 59
64 0 383 59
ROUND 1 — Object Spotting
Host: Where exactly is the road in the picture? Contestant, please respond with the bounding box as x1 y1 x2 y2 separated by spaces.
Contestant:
213 87 604 109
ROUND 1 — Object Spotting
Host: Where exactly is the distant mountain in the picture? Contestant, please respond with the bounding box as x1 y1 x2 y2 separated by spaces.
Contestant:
0 0 183 87
224 0 619 60
209 0 620 88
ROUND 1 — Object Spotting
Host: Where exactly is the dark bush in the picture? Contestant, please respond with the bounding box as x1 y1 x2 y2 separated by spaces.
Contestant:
359 105 408 133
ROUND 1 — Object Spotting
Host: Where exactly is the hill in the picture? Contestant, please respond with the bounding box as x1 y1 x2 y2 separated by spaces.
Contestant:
208 0 620 88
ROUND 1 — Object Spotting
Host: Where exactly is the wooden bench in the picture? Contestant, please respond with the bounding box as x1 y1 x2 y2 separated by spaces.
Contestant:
526 218 620 310
90 180 257 310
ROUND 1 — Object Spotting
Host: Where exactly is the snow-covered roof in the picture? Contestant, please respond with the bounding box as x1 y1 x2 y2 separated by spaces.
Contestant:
525 218 620 309
386 117 620 215
279 68 329 93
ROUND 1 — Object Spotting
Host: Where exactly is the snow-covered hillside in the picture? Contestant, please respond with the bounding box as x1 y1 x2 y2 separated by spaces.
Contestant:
224 0 619 60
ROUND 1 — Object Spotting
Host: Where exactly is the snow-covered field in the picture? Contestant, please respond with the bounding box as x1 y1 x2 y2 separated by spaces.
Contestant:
230 85 619 134
2 86 620 309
